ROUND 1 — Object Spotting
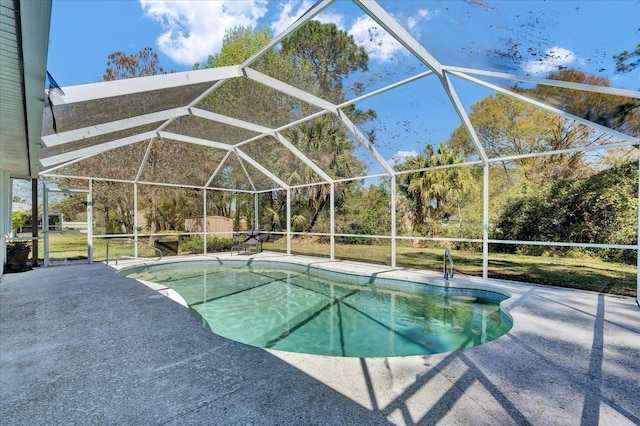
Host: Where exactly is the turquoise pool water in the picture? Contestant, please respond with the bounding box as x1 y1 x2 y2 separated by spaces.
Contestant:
122 260 512 357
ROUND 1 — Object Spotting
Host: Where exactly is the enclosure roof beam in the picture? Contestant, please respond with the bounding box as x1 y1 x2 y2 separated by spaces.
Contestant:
39 154 102 175
353 0 443 77
487 140 640 164
275 110 331 133
42 107 190 147
47 66 242 106
46 187 90 194
190 107 273 135
338 70 434 109
156 131 235 151
336 109 395 176
39 131 157 167
393 160 485 178
234 148 289 190
41 171 253 193
443 66 640 99
241 0 336 69
450 71 640 144
233 149 258 192
441 73 489 165
133 135 155 183
205 150 233 188
243 67 337 113
273 131 334 183
234 110 331 149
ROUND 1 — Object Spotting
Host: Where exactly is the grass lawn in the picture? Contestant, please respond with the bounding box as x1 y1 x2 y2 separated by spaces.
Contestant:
24 232 637 297
263 240 637 297
34 232 165 262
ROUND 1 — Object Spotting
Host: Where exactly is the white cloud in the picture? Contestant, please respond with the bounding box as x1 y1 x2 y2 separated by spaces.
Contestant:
388 150 418 166
270 0 312 36
348 11 432 62
270 1 345 36
140 0 268 65
316 11 345 30
522 46 577 75
349 15 400 62
407 9 433 32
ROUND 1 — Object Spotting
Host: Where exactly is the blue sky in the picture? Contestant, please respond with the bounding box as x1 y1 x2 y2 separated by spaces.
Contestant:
46 0 639 171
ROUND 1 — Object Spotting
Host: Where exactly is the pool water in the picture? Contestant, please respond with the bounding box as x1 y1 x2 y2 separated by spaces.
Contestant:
123 261 511 357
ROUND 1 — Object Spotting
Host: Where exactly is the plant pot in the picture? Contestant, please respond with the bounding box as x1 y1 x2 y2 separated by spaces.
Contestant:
8 248 30 266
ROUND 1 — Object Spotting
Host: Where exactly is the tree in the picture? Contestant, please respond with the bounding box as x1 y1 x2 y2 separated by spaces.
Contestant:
281 21 377 126
449 69 638 187
613 44 640 74
448 92 592 189
195 26 318 127
337 183 390 244
536 69 639 137
276 23 377 231
396 144 475 234
279 116 364 232
12 211 29 233
493 161 638 263
194 27 302 226
195 25 373 234
282 21 368 103
101 48 217 242
195 26 272 69
54 48 211 241
103 47 167 81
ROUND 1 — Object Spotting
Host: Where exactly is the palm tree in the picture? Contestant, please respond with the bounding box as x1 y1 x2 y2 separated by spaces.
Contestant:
396 144 475 233
279 117 364 232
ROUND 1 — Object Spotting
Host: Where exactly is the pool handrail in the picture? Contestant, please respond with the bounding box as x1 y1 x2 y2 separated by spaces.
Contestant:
444 247 454 281
106 238 163 266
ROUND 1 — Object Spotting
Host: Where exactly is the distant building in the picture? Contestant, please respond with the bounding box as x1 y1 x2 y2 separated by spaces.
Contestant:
18 213 63 233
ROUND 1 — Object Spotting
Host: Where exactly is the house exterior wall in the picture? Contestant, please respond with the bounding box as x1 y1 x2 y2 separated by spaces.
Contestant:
1 170 12 276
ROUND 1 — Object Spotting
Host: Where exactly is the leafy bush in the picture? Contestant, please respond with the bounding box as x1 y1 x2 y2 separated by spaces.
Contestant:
336 184 391 245
180 237 240 254
493 162 638 263
336 221 377 245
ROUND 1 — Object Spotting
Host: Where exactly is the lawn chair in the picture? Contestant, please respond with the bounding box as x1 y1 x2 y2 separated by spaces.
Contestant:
230 230 263 255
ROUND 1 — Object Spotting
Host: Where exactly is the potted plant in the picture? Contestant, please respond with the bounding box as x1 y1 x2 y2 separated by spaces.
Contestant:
7 241 31 267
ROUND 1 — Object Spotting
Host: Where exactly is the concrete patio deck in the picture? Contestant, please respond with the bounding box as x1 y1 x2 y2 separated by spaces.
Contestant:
1 254 638 425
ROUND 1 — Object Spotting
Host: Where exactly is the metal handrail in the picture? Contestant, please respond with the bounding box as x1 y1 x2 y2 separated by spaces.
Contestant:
106 238 163 266
444 247 454 281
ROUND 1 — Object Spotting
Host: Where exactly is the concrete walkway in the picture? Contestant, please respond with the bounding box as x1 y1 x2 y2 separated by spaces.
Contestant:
1 256 639 425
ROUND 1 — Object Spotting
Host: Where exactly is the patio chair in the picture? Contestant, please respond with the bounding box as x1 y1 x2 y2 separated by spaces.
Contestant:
230 230 264 255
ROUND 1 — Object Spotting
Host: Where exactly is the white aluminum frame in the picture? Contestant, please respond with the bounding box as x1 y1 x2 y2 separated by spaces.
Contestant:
37 0 639 302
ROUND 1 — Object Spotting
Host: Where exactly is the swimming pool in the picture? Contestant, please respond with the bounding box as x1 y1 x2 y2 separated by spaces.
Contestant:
122 260 512 357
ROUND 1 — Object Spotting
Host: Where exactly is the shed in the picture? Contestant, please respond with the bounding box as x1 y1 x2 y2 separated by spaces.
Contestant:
185 216 233 238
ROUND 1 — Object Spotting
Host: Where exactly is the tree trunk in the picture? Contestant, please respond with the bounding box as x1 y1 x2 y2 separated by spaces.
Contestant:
104 208 113 234
306 195 327 232
412 193 424 233
149 190 158 246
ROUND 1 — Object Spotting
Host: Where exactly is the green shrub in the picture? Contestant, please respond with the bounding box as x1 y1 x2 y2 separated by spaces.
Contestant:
12 211 29 231
180 237 240 254
493 162 638 263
